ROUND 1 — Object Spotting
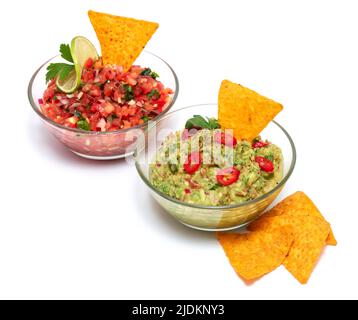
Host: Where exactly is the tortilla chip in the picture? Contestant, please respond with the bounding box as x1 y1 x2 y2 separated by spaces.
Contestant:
326 231 337 246
283 216 330 284
218 80 283 141
217 228 293 281
249 215 330 284
88 10 159 71
258 191 336 246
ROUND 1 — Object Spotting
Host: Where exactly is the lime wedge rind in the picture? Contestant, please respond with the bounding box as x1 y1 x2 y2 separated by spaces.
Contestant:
56 69 80 94
56 36 99 93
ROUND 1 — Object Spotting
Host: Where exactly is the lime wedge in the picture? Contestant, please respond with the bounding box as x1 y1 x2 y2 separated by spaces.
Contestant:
70 36 99 70
56 68 80 93
56 36 99 93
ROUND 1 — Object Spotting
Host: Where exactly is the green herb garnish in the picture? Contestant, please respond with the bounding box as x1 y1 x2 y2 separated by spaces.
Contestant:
185 115 221 130
140 68 160 79
141 115 150 123
141 68 152 76
147 89 160 100
60 44 74 63
123 84 134 101
45 43 75 83
46 63 74 83
150 71 159 79
77 119 91 131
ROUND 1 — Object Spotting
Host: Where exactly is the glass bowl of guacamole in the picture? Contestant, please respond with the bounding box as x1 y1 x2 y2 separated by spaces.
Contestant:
135 104 296 231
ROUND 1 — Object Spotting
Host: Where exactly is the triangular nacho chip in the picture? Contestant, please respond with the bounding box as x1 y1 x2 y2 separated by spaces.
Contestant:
218 80 283 141
248 192 335 284
88 10 159 71
282 216 330 284
217 228 293 281
253 191 336 246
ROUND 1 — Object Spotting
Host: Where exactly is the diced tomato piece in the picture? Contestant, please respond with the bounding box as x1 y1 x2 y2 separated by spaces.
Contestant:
84 57 94 69
41 61 173 134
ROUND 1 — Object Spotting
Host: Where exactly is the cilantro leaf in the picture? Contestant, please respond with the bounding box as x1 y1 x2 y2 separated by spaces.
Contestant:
150 71 159 79
185 115 221 130
141 115 149 123
147 89 160 100
185 115 211 130
123 84 134 101
141 68 160 79
46 63 74 83
60 44 74 63
141 68 152 76
207 117 220 129
56 64 74 81
77 120 91 131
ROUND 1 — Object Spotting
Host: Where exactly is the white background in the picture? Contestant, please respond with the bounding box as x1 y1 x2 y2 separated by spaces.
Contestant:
0 0 357 300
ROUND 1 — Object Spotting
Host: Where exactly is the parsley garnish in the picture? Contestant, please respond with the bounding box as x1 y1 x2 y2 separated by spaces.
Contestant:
141 68 152 76
45 43 75 83
123 84 134 101
140 68 160 79
77 119 90 131
147 89 160 100
141 115 149 123
60 44 74 63
150 71 159 79
185 115 221 130
46 63 74 83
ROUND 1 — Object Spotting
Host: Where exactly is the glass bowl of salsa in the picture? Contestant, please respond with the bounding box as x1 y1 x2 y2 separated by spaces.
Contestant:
28 51 179 160
135 104 296 231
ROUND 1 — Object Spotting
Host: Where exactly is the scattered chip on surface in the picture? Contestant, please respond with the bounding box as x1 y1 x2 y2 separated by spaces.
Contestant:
283 216 330 284
248 192 334 284
88 10 159 71
255 191 336 246
218 80 283 141
217 228 293 281
326 231 337 246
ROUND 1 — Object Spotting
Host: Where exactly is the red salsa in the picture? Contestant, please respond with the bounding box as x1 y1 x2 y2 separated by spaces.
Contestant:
39 58 173 131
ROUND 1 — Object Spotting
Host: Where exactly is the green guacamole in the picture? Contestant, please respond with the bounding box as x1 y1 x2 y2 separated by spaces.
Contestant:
150 129 283 206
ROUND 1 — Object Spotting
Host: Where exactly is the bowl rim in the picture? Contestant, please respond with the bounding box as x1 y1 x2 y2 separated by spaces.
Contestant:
135 103 297 210
27 51 179 135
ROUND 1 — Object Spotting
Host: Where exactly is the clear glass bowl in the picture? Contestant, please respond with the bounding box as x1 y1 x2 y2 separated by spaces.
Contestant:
28 51 179 160
135 103 296 231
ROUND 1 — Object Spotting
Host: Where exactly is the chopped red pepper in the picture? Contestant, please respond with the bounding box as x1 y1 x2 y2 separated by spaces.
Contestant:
255 156 274 173
214 131 237 148
216 167 240 186
252 140 270 149
183 151 202 174
184 188 191 194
